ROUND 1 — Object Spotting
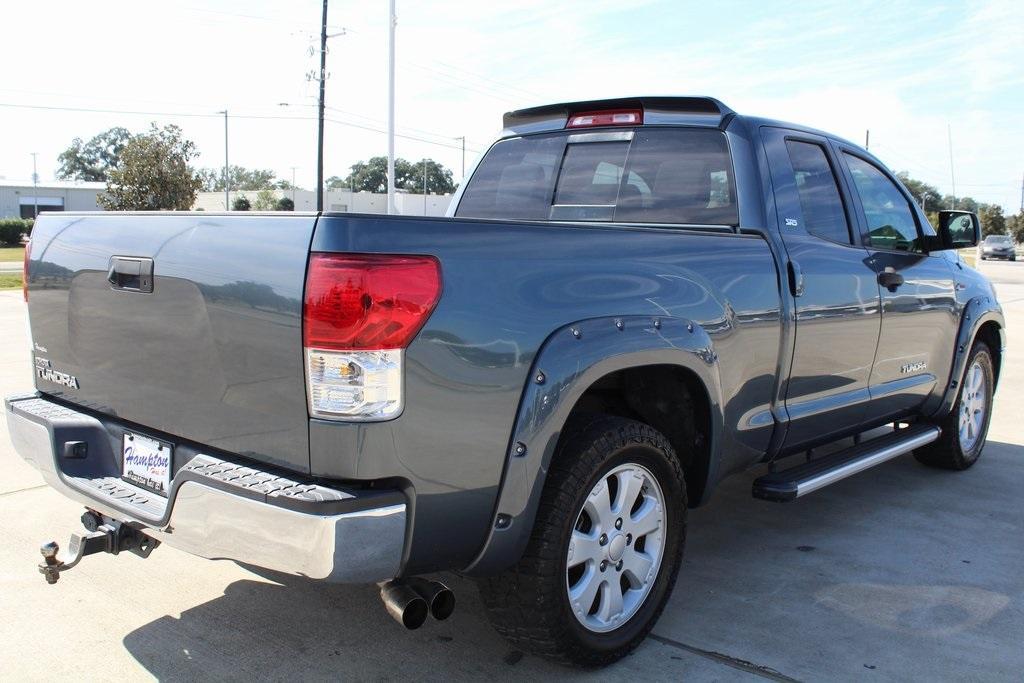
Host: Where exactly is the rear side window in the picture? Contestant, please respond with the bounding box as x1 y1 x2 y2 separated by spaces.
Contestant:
456 128 737 226
614 128 736 225
844 154 922 252
454 135 564 221
784 140 850 244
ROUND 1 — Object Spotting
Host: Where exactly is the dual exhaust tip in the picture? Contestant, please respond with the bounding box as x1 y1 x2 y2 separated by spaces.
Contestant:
379 578 455 630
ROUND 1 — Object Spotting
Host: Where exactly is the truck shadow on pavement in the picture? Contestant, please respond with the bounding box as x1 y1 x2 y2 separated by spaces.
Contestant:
121 440 1024 681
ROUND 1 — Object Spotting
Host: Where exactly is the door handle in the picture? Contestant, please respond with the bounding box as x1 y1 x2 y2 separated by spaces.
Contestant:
107 256 154 293
877 267 904 291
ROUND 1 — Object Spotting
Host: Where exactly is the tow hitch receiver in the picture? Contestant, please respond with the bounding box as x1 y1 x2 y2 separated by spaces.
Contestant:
38 512 160 584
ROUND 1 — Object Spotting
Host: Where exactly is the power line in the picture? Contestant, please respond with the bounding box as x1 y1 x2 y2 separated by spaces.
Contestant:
0 101 484 153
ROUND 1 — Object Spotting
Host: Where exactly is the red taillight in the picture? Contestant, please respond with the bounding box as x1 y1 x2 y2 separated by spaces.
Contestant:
22 240 31 303
566 109 643 128
303 253 441 351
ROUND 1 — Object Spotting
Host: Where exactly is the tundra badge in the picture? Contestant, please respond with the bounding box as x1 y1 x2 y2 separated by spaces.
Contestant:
34 357 79 389
900 361 927 374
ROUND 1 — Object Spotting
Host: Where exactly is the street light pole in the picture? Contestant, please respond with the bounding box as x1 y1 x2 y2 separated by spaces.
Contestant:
30 152 38 219
454 136 465 179
386 0 397 215
218 110 229 210
423 158 427 214
316 0 328 213
290 166 297 206
947 124 956 209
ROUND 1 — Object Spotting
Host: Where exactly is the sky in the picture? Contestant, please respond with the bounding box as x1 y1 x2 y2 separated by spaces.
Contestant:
0 0 1021 211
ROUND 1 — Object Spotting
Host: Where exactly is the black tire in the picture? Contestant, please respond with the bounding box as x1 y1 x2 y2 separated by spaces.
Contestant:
476 415 686 667
914 342 995 470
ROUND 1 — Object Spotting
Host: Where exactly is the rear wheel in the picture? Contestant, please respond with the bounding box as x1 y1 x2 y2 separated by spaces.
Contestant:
476 415 686 667
914 342 994 470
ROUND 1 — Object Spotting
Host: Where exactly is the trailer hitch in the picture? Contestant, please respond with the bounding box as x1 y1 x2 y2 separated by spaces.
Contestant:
38 512 159 584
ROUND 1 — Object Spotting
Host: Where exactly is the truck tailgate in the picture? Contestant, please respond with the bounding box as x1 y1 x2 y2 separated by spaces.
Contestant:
25 213 316 472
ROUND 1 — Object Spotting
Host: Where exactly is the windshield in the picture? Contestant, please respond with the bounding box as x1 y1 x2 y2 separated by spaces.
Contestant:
984 235 1011 244
456 128 738 226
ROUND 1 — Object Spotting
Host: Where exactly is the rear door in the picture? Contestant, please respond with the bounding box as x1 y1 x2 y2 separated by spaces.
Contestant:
761 128 881 450
834 148 957 421
26 213 316 472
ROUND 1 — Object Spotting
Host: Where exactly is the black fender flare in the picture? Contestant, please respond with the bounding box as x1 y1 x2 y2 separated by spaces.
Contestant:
462 315 725 575
931 294 1005 418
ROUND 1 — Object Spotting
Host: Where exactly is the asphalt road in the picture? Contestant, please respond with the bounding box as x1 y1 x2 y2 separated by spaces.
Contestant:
2 259 1023 681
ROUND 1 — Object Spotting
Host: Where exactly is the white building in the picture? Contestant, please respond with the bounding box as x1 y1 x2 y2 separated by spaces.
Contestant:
0 180 453 218
0 179 105 219
193 188 453 216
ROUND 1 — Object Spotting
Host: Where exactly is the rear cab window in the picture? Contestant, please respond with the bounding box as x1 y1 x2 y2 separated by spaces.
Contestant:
456 128 738 226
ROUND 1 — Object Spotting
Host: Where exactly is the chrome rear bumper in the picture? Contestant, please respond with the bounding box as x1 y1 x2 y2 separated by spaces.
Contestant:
5 394 406 583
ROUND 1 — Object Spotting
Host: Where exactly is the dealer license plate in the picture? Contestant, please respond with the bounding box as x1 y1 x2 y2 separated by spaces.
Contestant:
121 432 172 496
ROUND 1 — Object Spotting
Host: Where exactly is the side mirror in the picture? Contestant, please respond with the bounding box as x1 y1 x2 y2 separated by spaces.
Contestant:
934 210 980 250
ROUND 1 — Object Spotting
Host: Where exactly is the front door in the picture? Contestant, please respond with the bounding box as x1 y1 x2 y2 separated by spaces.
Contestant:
835 148 958 422
762 128 882 451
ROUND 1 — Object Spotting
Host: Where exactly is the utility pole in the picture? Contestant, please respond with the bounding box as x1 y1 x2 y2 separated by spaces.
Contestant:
30 153 38 219
386 0 397 215
316 0 328 213
864 130 869 150
423 158 427 214
290 166 297 206
1019 172 1023 213
454 136 466 179
947 124 956 209
218 110 229 210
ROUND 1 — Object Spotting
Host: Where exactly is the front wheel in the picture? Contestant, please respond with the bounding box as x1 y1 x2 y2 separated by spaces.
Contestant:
914 342 995 470
476 415 686 667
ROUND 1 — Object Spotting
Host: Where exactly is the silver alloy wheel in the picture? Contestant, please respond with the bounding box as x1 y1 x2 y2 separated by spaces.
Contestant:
958 359 988 452
566 462 666 633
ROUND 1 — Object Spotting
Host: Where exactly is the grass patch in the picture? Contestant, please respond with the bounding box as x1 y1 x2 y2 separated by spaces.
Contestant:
0 246 25 262
0 273 23 290
958 249 977 268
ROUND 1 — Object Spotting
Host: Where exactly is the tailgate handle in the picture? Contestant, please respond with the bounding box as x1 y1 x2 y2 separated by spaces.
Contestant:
107 257 154 293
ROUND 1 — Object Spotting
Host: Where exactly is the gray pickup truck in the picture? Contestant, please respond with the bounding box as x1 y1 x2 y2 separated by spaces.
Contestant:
7 96 1005 666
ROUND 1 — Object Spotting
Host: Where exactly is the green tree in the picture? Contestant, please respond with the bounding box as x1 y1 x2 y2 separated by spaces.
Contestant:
333 157 402 193
332 157 456 194
404 159 456 195
276 196 295 211
1007 212 1024 244
253 188 278 210
98 124 203 210
56 127 132 181
895 172 942 212
232 195 251 211
942 195 980 213
198 166 277 192
978 204 1006 238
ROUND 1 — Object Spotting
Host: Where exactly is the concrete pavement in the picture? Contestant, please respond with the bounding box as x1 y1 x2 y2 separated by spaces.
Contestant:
1 260 1023 681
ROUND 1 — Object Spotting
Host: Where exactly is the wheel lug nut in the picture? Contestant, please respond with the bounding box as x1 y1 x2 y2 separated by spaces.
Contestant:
616 560 623 571
626 534 632 545
599 534 608 546
615 518 622 530
600 560 607 572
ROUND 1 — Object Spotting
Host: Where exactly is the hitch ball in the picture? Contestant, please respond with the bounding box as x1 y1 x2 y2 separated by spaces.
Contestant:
39 542 62 584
